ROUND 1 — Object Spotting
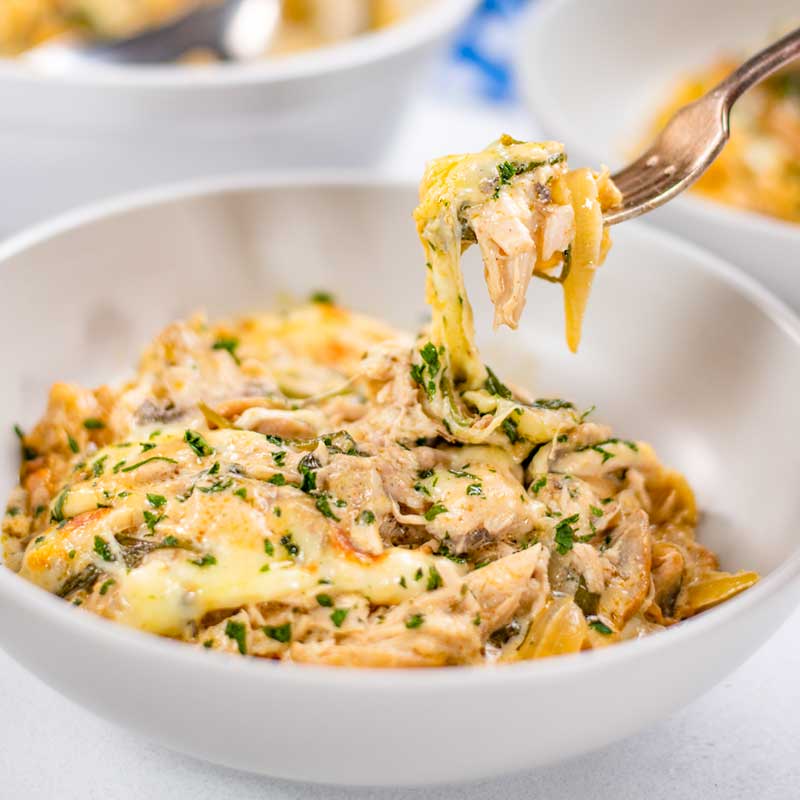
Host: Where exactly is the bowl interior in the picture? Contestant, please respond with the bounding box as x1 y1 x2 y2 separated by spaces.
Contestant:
518 0 799 169
2 180 800 581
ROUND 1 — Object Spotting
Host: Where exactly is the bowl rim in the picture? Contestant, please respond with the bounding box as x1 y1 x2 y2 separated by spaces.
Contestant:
516 0 800 242
1 171 799 688
0 0 477 90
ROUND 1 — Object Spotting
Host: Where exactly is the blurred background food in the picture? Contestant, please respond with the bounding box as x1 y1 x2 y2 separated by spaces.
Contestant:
648 57 800 224
0 0 431 57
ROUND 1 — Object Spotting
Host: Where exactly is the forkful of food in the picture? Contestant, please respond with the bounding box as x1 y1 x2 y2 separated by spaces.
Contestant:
415 26 799 355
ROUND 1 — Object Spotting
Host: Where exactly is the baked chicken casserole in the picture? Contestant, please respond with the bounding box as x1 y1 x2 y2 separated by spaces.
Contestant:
2 138 758 666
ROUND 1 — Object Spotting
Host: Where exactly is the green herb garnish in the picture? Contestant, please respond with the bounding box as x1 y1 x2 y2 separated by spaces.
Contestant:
120 456 177 473
93 535 114 562
484 365 512 399
589 620 613 635
191 553 217 567
225 620 247 654
554 513 580 555
330 608 349 628
184 429 213 457
424 503 448 521
264 623 291 643
212 336 240 365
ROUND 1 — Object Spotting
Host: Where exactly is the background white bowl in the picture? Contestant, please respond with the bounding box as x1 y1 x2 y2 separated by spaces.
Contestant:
517 0 800 309
0 0 475 235
1 178 799 786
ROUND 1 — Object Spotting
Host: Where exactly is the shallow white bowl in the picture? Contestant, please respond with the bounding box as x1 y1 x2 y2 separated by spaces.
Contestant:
0 0 475 235
1 177 800 786
517 0 800 309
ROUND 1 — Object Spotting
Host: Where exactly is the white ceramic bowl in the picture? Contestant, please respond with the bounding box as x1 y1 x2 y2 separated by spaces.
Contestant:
0 0 476 235
1 177 800 786
517 0 800 309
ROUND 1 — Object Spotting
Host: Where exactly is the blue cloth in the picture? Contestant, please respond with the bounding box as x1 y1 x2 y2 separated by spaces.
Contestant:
450 0 532 102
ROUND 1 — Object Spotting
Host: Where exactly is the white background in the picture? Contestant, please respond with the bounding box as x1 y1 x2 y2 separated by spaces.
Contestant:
1 68 799 800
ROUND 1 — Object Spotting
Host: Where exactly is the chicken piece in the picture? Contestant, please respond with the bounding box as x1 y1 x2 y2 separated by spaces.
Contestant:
468 174 574 330
597 511 652 630
419 448 542 552
317 454 394 555
465 544 550 633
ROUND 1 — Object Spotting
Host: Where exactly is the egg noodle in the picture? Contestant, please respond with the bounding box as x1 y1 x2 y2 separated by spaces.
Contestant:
1 138 758 666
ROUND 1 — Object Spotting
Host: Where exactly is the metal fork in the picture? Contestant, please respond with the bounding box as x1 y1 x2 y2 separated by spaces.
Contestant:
604 26 800 225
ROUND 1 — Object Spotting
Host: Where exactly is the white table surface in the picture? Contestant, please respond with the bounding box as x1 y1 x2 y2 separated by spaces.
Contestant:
2 88 799 800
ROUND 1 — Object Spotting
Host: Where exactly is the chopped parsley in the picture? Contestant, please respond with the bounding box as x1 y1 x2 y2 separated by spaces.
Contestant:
357 509 376 525
91 455 108 477
310 290 335 304
83 418 105 430
225 620 247 654
420 342 440 376
5 506 19 517
142 510 164 535
531 476 547 494
330 608 349 628
212 336 240 365
466 483 483 496
426 565 443 591
272 450 286 467
14 424 38 461
147 493 167 508
298 453 320 493
99 579 115 596
267 473 287 486
530 398 574 411
184 429 214 458
589 620 613 635
51 488 69 524
405 613 425 629
501 414 521 444
281 533 299 557
263 539 275 556
553 513 581 555
484 365 512 399
67 433 79 454
120 456 177 473
316 593 333 607
315 494 340 521
414 567 424 581
191 553 217 567
233 487 247 500
93 535 114 562
577 438 638 463
162 535 179 547
424 503 448 521
198 478 234 494
589 505 604 517
263 623 291 643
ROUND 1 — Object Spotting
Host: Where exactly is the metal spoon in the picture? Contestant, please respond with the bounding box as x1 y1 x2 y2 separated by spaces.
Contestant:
25 0 280 70
604 26 800 225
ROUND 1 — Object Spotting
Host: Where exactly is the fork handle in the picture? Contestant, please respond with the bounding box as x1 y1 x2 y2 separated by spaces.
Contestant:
715 26 800 109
